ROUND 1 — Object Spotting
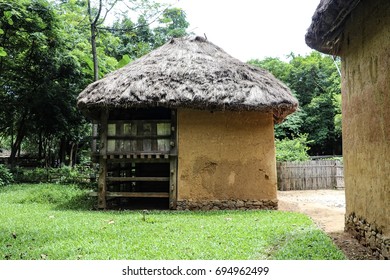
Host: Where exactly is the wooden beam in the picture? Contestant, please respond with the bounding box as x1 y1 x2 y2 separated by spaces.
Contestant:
106 192 169 198
105 158 169 164
106 177 170 182
108 119 171 125
106 135 171 140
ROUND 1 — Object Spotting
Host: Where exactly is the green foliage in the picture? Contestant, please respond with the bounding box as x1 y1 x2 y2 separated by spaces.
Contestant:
0 164 13 186
274 109 306 139
116 54 132 69
0 0 190 168
109 7 190 62
0 184 345 260
333 94 342 138
0 0 89 165
249 52 342 155
248 57 291 83
14 167 49 183
13 166 95 186
275 134 311 162
153 7 190 46
0 183 94 210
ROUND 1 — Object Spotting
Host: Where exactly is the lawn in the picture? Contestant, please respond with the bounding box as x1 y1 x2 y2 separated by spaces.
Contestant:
0 184 345 260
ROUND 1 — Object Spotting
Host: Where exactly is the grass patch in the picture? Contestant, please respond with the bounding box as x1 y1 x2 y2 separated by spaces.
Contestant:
0 184 345 260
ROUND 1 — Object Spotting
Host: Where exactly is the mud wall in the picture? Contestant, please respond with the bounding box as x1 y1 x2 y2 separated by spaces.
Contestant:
340 0 390 244
177 109 277 209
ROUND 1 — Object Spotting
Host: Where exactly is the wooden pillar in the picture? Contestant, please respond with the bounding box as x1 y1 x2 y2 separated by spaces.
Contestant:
91 122 98 153
169 109 178 209
98 109 108 209
169 157 177 209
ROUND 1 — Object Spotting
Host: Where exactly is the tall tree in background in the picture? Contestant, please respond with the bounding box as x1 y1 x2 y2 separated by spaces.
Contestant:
0 0 190 167
249 52 342 155
0 0 90 166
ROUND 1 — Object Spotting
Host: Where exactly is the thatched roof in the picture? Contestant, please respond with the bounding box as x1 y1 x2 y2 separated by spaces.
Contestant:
77 36 297 123
306 0 361 55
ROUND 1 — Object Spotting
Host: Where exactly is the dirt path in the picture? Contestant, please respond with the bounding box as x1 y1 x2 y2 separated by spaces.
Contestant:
278 190 345 232
277 190 377 260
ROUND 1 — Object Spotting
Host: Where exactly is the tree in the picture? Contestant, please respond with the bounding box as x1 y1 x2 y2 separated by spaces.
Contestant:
0 0 88 166
153 7 189 47
0 0 190 167
82 0 189 80
108 6 190 61
1 0 58 164
275 134 311 162
248 52 342 155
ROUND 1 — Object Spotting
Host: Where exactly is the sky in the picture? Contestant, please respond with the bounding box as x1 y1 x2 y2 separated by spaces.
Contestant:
164 0 320 62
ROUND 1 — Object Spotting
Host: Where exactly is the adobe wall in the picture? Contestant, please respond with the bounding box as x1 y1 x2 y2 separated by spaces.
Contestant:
177 109 277 210
340 0 390 259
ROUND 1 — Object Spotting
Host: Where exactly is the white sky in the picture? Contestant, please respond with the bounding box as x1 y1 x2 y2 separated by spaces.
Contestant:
164 0 320 62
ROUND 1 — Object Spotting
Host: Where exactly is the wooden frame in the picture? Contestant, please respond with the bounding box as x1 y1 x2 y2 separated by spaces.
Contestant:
94 108 178 209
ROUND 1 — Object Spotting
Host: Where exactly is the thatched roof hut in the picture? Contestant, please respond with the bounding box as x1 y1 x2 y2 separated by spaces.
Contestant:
78 36 297 123
305 0 361 55
78 36 297 210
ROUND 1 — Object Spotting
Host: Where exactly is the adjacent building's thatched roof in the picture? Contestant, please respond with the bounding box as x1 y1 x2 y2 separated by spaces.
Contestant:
306 0 361 54
77 36 298 123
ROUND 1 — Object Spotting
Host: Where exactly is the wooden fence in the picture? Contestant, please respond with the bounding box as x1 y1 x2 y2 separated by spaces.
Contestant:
277 160 344 191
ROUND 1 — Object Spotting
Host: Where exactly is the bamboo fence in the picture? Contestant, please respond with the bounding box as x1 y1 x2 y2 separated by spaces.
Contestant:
277 160 344 191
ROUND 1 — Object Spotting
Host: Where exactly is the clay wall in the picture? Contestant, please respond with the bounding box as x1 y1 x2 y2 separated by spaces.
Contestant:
177 109 277 210
340 0 390 258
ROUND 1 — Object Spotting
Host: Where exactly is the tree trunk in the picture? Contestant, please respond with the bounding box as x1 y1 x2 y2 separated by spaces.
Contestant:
58 137 66 166
38 131 43 159
9 113 27 167
90 23 99 81
69 141 76 167
88 0 102 81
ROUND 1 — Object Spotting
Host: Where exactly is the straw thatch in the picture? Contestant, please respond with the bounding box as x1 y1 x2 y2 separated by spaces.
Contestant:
77 36 297 123
305 0 361 55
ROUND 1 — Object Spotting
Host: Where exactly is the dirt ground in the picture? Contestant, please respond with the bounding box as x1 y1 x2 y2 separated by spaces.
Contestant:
277 190 377 260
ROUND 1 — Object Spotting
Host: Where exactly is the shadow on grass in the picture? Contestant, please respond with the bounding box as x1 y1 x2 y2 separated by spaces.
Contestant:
266 227 346 260
54 193 96 211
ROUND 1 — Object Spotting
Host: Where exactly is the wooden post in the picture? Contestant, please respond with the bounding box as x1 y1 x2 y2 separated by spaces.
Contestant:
98 109 108 209
169 157 177 209
91 122 98 153
169 109 178 209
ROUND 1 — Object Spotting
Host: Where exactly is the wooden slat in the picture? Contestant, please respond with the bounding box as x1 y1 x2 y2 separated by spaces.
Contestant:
106 192 169 198
107 120 171 125
106 176 170 182
104 152 168 156
105 157 170 163
89 192 169 198
277 160 344 191
106 135 171 140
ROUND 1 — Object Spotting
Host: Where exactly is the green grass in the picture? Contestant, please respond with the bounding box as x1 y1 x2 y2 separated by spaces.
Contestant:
0 184 346 260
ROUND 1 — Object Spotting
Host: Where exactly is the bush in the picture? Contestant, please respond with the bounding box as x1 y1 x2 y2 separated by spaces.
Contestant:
13 167 49 183
276 134 311 162
15 184 94 209
0 164 14 186
13 165 95 187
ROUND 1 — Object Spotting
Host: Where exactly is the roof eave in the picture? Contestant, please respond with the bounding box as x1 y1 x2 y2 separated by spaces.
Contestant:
305 0 361 55
77 101 298 123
